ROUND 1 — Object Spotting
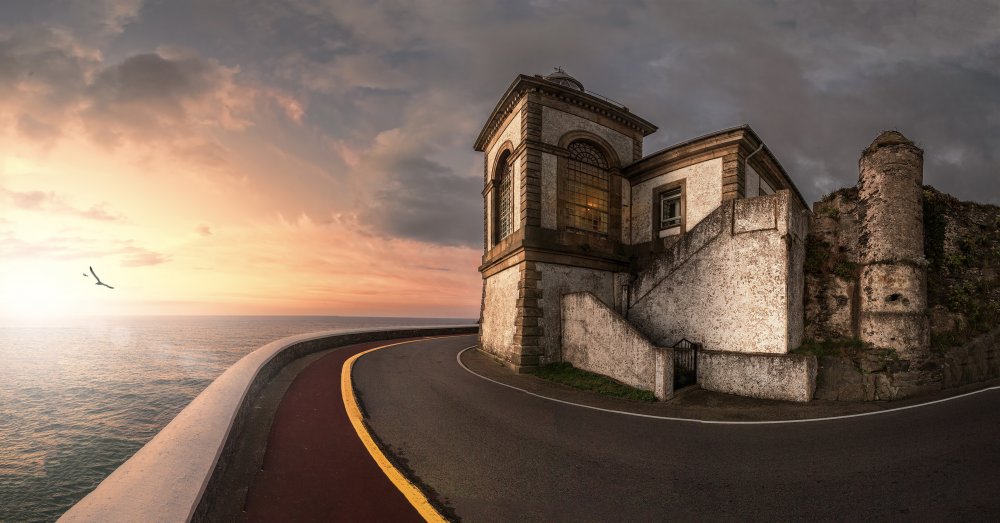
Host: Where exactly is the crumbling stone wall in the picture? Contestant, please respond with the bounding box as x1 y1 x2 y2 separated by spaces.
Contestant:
922 187 1000 349
805 188 861 341
856 132 930 363
805 131 1000 399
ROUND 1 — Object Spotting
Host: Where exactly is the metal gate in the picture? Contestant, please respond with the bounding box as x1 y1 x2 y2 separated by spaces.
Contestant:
672 338 700 389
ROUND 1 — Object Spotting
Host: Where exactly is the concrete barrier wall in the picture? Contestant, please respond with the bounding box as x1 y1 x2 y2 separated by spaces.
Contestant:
59 325 478 523
561 292 672 400
698 350 817 402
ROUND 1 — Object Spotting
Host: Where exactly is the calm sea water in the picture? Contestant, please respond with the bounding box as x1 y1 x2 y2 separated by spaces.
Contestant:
0 315 473 522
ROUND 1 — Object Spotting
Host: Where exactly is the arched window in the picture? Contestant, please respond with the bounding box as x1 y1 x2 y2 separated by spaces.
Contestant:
493 151 514 244
560 141 610 237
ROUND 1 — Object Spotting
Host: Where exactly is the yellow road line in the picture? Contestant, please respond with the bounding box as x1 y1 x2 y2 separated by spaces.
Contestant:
341 336 454 523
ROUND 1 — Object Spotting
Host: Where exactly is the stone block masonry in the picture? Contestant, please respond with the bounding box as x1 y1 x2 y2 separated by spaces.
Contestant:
857 131 930 361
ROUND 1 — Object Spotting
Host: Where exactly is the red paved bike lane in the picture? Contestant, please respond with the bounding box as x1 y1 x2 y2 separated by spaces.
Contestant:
240 339 425 522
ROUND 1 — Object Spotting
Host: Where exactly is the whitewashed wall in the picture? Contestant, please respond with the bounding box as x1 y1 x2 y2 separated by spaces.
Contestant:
561 292 673 400
480 265 521 363
630 158 722 244
540 106 633 164
629 190 807 354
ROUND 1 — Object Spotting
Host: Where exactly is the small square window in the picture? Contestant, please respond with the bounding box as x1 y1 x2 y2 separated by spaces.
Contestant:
659 187 682 229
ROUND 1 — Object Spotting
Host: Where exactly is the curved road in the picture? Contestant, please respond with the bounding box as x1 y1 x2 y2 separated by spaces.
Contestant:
353 335 1000 521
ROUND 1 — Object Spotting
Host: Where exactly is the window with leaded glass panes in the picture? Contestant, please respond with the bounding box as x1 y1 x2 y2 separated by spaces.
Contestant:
494 152 514 244
560 141 610 237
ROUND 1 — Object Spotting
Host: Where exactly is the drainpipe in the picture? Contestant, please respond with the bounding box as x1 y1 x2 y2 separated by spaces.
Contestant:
744 143 765 195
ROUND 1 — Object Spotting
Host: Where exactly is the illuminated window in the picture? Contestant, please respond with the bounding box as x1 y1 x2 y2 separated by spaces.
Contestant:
659 187 682 229
494 151 514 244
560 141 609 236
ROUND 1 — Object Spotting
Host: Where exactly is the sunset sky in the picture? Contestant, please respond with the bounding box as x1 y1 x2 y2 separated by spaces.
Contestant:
2 1 999 318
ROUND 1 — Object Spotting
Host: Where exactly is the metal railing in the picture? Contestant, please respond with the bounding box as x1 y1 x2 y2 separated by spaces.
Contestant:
672 338 701 389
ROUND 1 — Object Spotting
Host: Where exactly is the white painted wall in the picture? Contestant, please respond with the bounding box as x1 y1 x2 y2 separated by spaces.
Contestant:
628 190 806 354
485 105 523 241
540 106 633 164
480 265 521 363
536 262 618 363
629 158 722 244
486 105 522 177
561 292 673 400
746 165 760 197
541 152 558 230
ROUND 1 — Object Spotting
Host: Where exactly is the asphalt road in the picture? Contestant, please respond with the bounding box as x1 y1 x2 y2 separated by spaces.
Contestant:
353 335 1000 522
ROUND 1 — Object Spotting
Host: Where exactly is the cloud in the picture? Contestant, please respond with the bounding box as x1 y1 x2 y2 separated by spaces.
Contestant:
4 0 1000 255
0 233 168 267
195 224 212 236
81 50 254 145
362 154 482 247
120 248 170 267
0 25 304 176
1 188 125 221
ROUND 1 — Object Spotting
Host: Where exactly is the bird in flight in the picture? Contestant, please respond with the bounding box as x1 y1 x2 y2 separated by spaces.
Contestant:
87 266 115 289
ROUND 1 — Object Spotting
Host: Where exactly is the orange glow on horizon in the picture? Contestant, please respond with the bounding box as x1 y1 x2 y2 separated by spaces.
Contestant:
1 124 482 320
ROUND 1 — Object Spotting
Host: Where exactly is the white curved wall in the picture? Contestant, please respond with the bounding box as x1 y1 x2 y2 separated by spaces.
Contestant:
59 326 477 523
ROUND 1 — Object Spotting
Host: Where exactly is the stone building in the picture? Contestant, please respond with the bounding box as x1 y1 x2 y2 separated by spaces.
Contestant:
475 70 994 403
475 70 815 401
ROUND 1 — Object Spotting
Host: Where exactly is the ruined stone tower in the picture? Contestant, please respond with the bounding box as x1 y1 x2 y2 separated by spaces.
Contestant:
857 131 930 360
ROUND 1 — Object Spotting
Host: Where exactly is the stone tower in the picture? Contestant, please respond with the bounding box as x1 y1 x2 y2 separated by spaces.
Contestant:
474 70 656 371
857 131 930 360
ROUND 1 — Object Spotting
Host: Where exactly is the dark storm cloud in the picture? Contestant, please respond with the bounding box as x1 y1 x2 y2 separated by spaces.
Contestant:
3 0 999 250
82 51 247 145
364 155 483 247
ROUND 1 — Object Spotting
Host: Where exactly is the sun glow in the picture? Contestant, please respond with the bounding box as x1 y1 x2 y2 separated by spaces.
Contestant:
0 263 89 319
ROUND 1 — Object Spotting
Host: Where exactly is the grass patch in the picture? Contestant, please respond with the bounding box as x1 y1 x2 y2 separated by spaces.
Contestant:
532 362 657 402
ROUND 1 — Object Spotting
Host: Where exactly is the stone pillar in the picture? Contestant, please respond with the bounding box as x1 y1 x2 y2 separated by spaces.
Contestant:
857 131 929 361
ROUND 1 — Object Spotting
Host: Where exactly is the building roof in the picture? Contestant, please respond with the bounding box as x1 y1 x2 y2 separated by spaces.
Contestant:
543 68 584 91
473 73 657 152
626 125 809 210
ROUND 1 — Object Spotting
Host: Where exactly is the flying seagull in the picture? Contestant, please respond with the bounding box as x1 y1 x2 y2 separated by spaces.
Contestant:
88 266 114 289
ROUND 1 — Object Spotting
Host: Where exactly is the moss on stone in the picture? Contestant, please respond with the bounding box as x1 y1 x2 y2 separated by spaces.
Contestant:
922 185 1000 348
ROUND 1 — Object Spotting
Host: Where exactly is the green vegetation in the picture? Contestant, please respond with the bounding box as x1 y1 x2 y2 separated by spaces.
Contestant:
921 186 1000 349
832 260 858 280
532 362 657 402
804 235 857 281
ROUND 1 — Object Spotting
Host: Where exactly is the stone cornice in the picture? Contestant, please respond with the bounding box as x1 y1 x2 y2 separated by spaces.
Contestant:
625 124 808 210
474 74 657 152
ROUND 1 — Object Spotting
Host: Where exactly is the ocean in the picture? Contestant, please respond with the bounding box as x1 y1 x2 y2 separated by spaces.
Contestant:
0 315 473 522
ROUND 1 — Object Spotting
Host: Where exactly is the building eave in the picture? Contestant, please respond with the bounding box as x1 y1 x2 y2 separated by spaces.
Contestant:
473 74 658 152
625 124 809 210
